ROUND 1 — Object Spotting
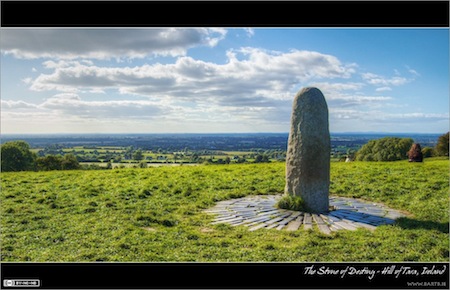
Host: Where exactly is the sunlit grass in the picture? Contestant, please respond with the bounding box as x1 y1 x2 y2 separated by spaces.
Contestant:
1 159 448 262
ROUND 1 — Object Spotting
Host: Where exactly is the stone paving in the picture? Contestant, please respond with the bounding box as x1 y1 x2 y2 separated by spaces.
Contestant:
204 195 406 234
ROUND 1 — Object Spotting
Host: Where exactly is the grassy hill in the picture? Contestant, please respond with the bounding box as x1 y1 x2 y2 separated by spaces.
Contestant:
1 158 448 262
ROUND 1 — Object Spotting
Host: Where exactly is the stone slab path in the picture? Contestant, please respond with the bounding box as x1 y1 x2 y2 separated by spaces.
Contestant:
204 195 406 234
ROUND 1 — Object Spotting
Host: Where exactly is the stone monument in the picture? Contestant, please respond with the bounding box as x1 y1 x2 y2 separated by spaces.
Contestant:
284 87 330 213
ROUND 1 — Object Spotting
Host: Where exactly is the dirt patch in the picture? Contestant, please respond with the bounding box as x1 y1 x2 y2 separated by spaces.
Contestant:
200 227 214 233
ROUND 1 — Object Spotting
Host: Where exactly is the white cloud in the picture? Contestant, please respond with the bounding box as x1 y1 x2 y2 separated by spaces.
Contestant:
329 108 449 133
29 48 357 109
309 82 365 95
361 72 409 86
404 65 420 77
309 82 392 108
244 28 255 37
1 28 227 60
2 93 169 120
375 86 392 92
39 93 166 118
388 112 449 121
204 28 227 46
22 77 33 85
330 108 449 122
1 100 37 109
20 48 398 131
328 94 392 103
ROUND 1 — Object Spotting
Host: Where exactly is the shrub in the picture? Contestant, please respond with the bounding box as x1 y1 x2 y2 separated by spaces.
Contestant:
36 155 62 171
422 147 435 158
61 154 80 170
407 143 423 162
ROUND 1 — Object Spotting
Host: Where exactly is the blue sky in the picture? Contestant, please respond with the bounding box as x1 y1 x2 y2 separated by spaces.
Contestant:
1 28 448 134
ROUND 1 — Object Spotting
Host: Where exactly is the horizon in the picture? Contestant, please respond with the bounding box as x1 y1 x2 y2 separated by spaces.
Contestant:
1 131 444 137
1 28 448 134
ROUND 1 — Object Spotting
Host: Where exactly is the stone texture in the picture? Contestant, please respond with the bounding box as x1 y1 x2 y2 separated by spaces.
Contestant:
285 87 330 213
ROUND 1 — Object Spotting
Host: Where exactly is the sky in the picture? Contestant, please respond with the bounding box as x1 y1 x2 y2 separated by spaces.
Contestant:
1 28 448 134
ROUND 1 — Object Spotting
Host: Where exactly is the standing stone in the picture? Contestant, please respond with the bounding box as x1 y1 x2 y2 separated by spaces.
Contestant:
285 87 330 213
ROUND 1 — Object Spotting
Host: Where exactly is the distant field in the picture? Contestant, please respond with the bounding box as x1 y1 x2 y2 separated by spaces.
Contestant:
1 158 448 262
33 145 263 164
81 162 199 168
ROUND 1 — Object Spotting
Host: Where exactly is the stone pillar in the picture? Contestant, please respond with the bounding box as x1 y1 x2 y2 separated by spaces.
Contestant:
285 87 330 213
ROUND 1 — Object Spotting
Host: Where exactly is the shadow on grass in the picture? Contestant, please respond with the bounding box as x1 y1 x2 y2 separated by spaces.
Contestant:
326 210 449 234
395 217 449 234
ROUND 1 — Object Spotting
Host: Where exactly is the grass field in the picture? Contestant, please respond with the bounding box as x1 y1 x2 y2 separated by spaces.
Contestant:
1 158 448 262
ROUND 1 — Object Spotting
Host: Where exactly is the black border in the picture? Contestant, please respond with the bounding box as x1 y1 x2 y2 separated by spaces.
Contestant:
1 1 449 27
1 262 449 289
1 1 449 289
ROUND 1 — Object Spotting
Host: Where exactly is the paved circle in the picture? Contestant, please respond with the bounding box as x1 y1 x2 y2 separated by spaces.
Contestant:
204 195 407 234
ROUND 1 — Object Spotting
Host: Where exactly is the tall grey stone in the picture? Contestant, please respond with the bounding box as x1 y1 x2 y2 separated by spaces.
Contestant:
285 87 330 213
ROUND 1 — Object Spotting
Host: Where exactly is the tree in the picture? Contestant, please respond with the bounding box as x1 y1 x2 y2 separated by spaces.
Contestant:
236 157 246 163
407 143 423 162
36 155 62 171
355 137 413 161
1 141 36 172
254 154 270 163
124 146 134 160
435 132 449 156
133 149 144 161
61 154 80 170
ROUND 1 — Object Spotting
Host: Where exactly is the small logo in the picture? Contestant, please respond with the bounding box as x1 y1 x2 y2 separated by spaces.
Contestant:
3 280 13 287
3 280 40 287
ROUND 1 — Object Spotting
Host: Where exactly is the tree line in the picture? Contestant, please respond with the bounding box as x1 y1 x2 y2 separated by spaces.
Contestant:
354 132 448 162
1 132 448 172
1 141 80 172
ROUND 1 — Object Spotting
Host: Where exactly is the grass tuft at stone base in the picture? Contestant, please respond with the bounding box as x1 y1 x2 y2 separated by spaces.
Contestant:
276 194 306 211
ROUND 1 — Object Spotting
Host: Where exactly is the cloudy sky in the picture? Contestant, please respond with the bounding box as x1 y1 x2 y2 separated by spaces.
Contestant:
1 28 448 134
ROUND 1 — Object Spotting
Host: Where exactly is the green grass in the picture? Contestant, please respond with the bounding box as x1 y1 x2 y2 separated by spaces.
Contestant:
276 194 306 211
1 159 448 262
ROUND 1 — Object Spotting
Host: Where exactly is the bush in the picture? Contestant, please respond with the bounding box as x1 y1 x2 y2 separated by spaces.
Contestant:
355 137 413 161
36 155 62 171
407 143 423 162
36 154 80 171
61 154 80 170
422 147 435 158
254 154 270 163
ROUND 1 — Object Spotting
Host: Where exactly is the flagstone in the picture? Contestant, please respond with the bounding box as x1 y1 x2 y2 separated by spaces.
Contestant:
286 215 304 231
204 194 406 232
